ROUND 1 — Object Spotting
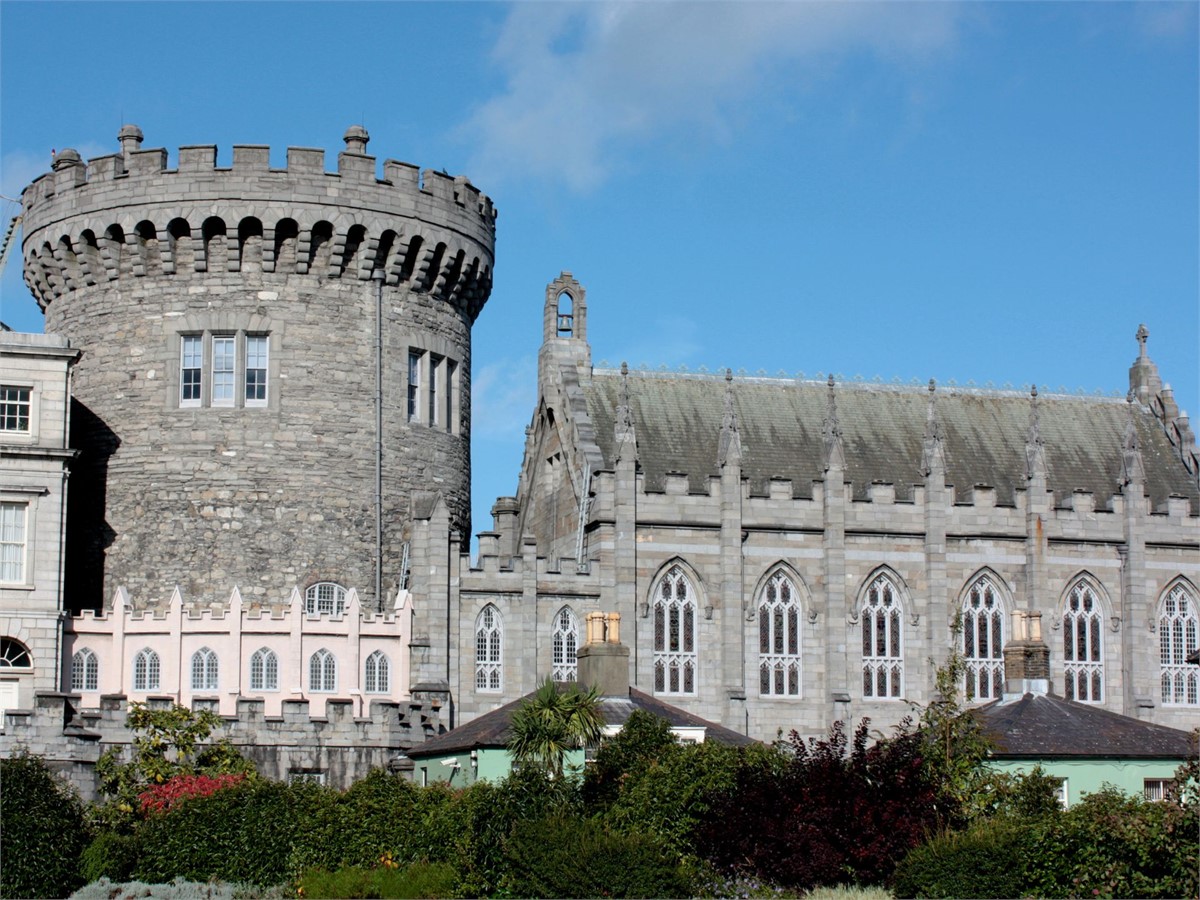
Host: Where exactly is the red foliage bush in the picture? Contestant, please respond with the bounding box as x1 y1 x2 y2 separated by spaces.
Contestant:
139 772 246 815
695 719 940 892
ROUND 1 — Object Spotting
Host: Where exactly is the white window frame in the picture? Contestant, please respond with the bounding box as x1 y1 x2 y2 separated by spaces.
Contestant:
364 650 389 694
552 607 578 682
0 638 32 669
309 648 337 693
758 570 802 698
1063 579 1104 703
180 335 203 407
244 335 269 406
861 573 904 700
407 350 421 422
428 353 442 427
962 574 1005 702
1144 778 1173 802
133 648 160 692
71 648 99 692
475 604 502 692
0 385 31 434
653 565 698 696
211 335 235 406
249 647 278 692
305 582 347 616
0 502 28 585
1159 583 1199 706
190 647 219 692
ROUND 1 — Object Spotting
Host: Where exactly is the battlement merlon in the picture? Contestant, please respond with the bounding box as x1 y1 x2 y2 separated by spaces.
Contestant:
20 125 496 248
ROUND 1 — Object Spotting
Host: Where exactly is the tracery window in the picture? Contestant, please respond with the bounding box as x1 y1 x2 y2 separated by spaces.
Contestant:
962 575 1005 701
190 647 219 692
861 574 903 699
1159 583 1199 706
249 648 278 692
305 582 346 616
476 604 502 692
364 650 389 694
71 647 98 691
1063 579 1103 702
758 571 801 697
653 565 697 696
133 648 160 692
309 648 337 693
552 607 579 682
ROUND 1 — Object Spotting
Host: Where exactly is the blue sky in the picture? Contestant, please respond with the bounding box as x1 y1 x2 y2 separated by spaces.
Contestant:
2 2 1197 543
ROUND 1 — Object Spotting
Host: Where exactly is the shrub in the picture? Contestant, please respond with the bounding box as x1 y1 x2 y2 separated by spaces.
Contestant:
1022 788 1198 899
0 751 88 899
80 830 141 884
582 709 679 809
502 814 689 899
697 719 941 892
296 861 457 899
139 772 247 815
135 778 336 886
892 819 1030 899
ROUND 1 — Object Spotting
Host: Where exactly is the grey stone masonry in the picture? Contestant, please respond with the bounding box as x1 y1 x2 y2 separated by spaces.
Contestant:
20 127 495 613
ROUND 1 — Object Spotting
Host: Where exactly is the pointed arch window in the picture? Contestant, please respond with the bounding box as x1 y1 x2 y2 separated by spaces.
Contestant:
1159 583 1199 706
249 648 278 692
1063 580 1103 702
309 648 337 693
133 648 160 692
653 565 697 696
364 650 389 694
305 582 346 616
861 574 903 699
962 575 1005 701
475 604 502 692
758 571 801 697
190 647 219 691
552 607 579 682
71 648 98 692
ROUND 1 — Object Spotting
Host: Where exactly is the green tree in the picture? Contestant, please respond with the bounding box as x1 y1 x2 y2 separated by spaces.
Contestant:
507 676 604 778
583 708 678 808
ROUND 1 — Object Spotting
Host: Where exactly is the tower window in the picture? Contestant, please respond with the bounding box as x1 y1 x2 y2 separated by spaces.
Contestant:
180 335 203 405
0 502 27 584
211 336 235 406
245 335 268 405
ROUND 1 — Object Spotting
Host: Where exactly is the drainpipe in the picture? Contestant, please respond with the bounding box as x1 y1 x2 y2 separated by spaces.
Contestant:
373 269 384 613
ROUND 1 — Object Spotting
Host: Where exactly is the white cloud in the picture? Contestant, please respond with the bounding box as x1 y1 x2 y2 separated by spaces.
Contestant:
471 354 539 440
462 1 961 191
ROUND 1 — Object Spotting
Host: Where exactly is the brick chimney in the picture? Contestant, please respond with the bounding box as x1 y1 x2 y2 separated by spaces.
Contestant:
1002 609 1051 700
577 612 630 698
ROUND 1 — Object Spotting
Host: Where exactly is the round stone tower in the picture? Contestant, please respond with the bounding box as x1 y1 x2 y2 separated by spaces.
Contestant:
21 126 495 611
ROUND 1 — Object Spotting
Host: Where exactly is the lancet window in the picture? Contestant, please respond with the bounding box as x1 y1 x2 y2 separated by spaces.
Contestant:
475 604 502 692
1063 579 1103 702
758 571 801 697
861 573 903 699
962 575 1005 701
653 565 697 696
552 607 579 682
1160 583 1199 706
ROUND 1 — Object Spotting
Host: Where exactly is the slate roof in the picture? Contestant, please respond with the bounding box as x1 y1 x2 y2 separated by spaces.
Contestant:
975 692 1196 759
577 371 1198 510
407 686 757 758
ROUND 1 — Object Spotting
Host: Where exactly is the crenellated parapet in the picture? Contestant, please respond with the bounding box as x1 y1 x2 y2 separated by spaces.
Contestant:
21 125 495 321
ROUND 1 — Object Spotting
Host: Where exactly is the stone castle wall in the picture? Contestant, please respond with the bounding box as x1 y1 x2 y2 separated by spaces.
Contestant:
20 127 495 611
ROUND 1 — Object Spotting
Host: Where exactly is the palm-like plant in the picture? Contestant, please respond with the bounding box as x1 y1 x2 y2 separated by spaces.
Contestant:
507 676 605 777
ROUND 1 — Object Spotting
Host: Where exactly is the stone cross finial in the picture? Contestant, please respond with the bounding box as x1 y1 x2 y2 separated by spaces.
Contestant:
822 375 845 471
921 378 945 477
1121 390 1145 485
718 368 741 466
1026 383 1046 480
615 361 635 447
1136 323 1149 360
